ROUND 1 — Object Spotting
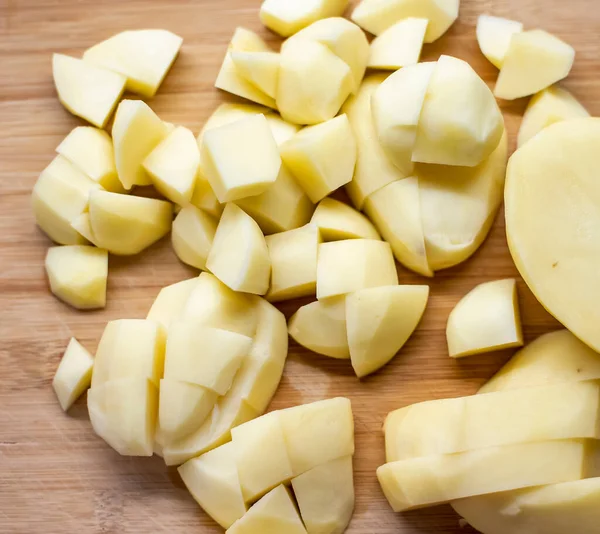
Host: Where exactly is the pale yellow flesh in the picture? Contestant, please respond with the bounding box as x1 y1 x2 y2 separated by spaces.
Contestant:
52 338 94 411
146 277 201 330
231 51 280 99
311 197 379 241
446 278 523 358
368 18 428 70
260 0 349 37
476 15 523 69
171 206 217 271
70 213 97 246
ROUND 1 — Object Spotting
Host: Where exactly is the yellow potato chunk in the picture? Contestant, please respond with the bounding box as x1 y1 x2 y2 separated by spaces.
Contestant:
206 204 271 295
495 30 575 100
52 53 125 128
316 239 398 299
143 126 200 206
368 18 428 70
288 297 349 359
265 224 321 302
476 15 523 69
83 29 182 97
292 456 355 534
56 126 123 193
31 155 101 245
45 245 108 310
52 338 94 412
504 119 600 351
231 51 280 99
351 0 459 43
311 197 379 241
88 190 173 255
112 99 170 189
518 86 589 147
178 442 247 529
347 285 429 377
146 277 201 330
171 206 217 271
277 40 353 125
260 0 349 37
364 177 432 277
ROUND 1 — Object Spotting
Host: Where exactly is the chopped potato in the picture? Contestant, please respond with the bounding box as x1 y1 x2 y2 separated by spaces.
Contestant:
368 18 428 70
231 51 280 99
260 0 349 37
311 197 379 241
52 338 94 412
171 206 217 271
146 277 201 330
476 15 523 68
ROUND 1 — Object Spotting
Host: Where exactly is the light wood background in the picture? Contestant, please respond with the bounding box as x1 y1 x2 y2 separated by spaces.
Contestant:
1 0 599 532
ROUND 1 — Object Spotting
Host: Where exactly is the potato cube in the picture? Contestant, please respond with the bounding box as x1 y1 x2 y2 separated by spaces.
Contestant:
69 213 97 246
231 51 280 99
146 277 201 330
171 206 217 271
52 338 94 411
368 18 428 70
311 198 379 241
476 15 523 69
260 0 349 37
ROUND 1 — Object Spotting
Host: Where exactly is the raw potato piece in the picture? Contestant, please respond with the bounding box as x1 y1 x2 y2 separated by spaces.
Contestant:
277 40 354 125
178 442 247 529
227 485 307 534
31 156 101 245
292 456 355 534
52 338 94 411
281 115 356 203
45 246 108 310
495 30 575 100
70 213 96 246
265 224 321 302
505 119 600 351
413 55 504 167
518 86 589 147
311 198 379 241
288 297 350 359
146 277 201 330
206 204 271 295
316 239 398 299
364 178 432 277
347 285 429 377
447 279 523 358
476 15 523 69
171 206 217 271
83 29 183 97
231 51 280 99
343 75 406 208
143 126 200 206
368 18 428 70
112 99 170 189
52 54 125 128
201 115 281 203
56 127 123 193
260 0 349 37
378 440 590 512
88 190 172 255
351 0 459 43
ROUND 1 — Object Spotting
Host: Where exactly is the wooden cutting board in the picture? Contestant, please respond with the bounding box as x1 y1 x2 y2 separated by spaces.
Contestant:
1 0 599 532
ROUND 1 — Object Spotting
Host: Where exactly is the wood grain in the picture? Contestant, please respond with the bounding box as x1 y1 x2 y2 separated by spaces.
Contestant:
1 0 599 532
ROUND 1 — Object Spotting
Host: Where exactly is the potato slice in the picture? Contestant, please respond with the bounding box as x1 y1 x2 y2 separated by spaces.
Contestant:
178 442 247 529
227 485 307 534
112 99 170 189
45 245 108 310
446 279 522 358
171 206 217 270
311 197 379 241
231 51 280 99
206 204 271 295
417 130 508 270
260 0 349 37
52 54 125 128
505 118 600 351
283 18 370 93
265 224 321 302
364 177 432 277
368 18 428 70
88 377 158 456
52 338 94 412
288 297 349 359
517 86 589 147
70 213 97 246
351 0 459 43
277 40 354 125
83 29 182 97
495 30 575 100
343 74 406 208
146 277 201 330
347 285 429 377
317 239 398 299
88 190 172 255
476 15 523 69
56 127 123 193
291 456 355 534
281 115 356 203
413 55 504 167
143 126 200 206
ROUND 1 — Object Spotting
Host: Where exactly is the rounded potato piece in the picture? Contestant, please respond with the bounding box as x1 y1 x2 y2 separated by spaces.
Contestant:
476 15 523 69
260 0 349 37
505 118 600 352
230 51 280 99
146 277 202 330
171 206 217 271
311 197 380 241
368 18 428 70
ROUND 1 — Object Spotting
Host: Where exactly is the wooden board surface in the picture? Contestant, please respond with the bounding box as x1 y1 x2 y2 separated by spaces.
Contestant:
2 0 600 532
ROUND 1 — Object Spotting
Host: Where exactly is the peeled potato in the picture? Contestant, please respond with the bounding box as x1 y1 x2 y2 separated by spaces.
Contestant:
171 206 217 271
231 51 280 99
52 338 94 412
260 0 349 37
368 18 428 70
146 277 201 330
476 15 523 69
311 197 379 241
